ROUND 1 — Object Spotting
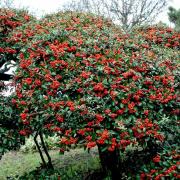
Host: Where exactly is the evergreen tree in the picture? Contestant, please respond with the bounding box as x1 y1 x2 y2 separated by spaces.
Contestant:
168 6 180 31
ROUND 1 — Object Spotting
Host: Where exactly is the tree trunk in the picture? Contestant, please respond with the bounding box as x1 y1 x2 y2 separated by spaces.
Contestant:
39 132 54 169
98 145 122 180
34 132 46 167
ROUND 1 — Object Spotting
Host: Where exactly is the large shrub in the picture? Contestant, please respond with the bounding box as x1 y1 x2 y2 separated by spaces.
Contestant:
11 12 179 178
0 8 34 159
0 94 25 159
139 148 180 179
0 8 35 71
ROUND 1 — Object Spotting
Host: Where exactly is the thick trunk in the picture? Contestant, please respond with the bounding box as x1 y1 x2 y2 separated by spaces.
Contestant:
98 145 121 180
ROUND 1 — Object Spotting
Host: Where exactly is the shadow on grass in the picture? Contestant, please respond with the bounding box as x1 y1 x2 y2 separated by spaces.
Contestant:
1 148 103 180
15 166 106 180
1 145 163 180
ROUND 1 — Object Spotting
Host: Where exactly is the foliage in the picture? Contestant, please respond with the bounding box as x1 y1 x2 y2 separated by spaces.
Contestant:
0 7 178 178
0 8 34 159
0 8 35 75
12 12 179 146
10 10 180 178
139 148 180 179
134 25 180 48
18 162 100 180
0 95 25 159
168 6 180 31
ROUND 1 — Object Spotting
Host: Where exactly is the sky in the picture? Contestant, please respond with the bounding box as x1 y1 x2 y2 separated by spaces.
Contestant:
10 0 180 25
12 0 70 17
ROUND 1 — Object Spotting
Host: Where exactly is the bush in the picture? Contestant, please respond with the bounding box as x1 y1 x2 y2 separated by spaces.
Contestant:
6 11 180 178
0 95 25 159
139 148 180 179
0 8 34 159
0 8 35 66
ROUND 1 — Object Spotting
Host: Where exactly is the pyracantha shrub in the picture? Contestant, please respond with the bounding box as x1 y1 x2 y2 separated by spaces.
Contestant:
0 95 25 159
0 8 32 36
0 8 34 159
135 25 180 49
0 8 35 67
139 148 180 180
13 12 179 177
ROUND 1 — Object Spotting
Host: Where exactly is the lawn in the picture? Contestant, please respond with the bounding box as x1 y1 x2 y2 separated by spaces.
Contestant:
0 148 101 180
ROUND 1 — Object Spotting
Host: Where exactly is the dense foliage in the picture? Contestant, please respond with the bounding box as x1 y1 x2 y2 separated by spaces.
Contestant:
139 148 180 179
0 8 34 158
168 6 180 31
9 11 179 178
0 95 25 159
0 8 34 67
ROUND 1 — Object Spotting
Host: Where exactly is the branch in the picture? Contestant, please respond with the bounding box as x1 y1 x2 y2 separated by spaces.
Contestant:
0 73 13 81
29 111 45 117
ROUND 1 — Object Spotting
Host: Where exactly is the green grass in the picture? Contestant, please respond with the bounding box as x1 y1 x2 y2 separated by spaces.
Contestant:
0 148 100 180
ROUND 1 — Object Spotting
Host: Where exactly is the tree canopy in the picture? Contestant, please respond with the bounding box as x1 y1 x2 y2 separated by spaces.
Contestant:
168 6 180 31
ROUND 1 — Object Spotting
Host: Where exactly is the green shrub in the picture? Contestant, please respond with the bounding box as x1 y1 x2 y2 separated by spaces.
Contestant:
11 11 179 178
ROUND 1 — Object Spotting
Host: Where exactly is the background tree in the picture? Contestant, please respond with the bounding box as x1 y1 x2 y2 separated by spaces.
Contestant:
63 0 169 31
0 0 14 8
168 6 180 31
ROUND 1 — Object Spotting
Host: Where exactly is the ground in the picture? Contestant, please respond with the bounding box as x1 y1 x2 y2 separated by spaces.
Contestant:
0 148 101 180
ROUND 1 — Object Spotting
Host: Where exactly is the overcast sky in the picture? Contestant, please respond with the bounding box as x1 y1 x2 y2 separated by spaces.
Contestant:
12 0 70 17
11 0 180 25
